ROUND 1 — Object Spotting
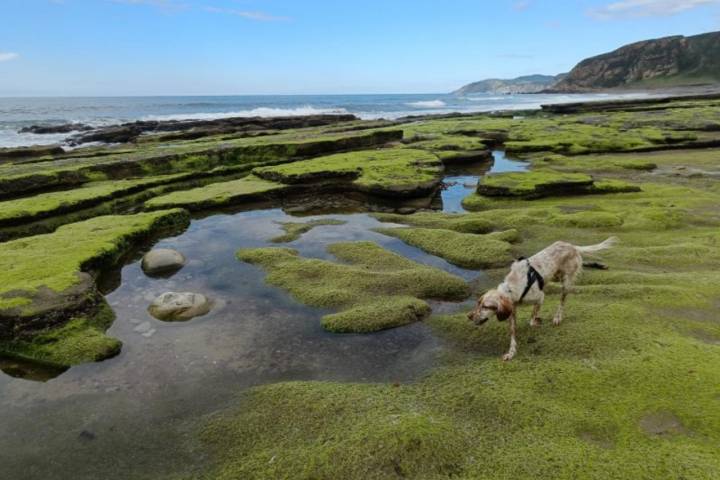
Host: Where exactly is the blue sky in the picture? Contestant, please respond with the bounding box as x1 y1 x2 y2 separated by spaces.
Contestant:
0 0 718 96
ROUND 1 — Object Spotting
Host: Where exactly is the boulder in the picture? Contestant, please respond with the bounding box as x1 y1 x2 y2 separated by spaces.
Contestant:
19 123 92 134
148 292 212 321
141 248 186 276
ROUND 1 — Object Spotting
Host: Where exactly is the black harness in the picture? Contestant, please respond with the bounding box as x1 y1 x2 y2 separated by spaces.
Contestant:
519 259 545 302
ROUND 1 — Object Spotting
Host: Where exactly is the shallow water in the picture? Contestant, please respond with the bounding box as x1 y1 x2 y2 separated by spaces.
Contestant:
440 150 528 212
0 151 524 479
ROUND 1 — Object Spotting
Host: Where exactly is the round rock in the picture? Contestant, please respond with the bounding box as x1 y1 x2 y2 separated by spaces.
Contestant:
141 249 185 276
148 292 212 321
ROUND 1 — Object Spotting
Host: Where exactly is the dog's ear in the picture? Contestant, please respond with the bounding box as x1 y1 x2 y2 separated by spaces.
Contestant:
496 295 514 321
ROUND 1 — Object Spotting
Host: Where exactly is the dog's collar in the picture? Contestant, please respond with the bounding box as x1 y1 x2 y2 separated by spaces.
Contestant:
519 259 544 302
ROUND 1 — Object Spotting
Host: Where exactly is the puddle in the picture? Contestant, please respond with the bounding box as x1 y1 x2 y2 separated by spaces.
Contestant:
0 149 527 479
440 150 528 212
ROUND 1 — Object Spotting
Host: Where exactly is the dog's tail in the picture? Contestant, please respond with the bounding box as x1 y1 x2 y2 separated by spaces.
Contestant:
575 236 619 254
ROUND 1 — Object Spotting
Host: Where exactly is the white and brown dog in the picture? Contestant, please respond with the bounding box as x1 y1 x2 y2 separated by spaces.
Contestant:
467 237 618 361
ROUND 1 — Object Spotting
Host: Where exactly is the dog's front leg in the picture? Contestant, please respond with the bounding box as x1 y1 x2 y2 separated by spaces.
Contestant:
553 288 568 326
502 312 518 361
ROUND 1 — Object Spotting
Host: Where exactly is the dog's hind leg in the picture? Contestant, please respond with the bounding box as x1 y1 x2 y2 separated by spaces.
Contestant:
553 277 571 326
502 312 518 361
530 292 544 327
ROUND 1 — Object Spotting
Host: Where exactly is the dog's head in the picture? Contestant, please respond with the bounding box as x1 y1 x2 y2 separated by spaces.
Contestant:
467 289 514 325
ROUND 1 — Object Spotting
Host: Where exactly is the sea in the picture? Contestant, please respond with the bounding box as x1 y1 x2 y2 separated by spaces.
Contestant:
0 92 653 148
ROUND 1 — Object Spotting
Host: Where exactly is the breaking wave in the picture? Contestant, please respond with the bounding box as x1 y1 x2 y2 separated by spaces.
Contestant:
141 106 351 121
405 100 447 109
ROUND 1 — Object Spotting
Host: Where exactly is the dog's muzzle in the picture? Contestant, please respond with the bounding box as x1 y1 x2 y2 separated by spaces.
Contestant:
467 312 488 326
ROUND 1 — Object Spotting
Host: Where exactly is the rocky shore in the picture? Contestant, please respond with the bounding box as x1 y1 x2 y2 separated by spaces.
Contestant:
2 95 720 479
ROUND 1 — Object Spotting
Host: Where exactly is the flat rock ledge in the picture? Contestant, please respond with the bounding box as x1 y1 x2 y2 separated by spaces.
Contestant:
476 171 640 199
141 248 186 276
148 292 212 322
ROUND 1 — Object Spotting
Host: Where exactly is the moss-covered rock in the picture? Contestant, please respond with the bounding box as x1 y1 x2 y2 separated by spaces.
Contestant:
201 382 471 480
372 211 495 233
0 303 121 367
253 148 444 197
0 174 187 227
236 241 469 333
321 296 431 333
375 227 515 269
146 176 286 211
477 171 640 199
0 209 189 365
401 133 493 163
0 129 402 199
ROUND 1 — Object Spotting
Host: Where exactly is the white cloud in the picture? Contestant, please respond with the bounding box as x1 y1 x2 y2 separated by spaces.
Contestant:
110 0 189 12
0 52 19 62
203 6 291 22
107 1 290 21
589 0 720 19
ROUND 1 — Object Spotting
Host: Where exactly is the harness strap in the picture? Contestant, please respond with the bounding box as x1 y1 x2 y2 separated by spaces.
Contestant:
519 260 544 302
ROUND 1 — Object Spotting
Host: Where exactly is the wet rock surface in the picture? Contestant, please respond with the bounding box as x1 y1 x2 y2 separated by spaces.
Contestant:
35 114 360 146
0 144 65 161
141 249 186 276
148 292 212 321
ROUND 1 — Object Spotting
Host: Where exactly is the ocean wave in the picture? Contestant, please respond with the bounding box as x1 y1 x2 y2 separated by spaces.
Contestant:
466 96 508 102
141 106 351 121
405 100 446 109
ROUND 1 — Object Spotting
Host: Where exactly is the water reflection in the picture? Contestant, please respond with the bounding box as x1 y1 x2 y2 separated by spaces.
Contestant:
0 357 68 382
440 150 529 213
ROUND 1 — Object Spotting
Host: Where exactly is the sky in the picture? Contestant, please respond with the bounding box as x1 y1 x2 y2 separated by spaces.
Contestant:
0 0 718 96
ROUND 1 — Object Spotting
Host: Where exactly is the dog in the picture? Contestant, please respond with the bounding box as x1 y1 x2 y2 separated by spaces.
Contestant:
467 237 618 361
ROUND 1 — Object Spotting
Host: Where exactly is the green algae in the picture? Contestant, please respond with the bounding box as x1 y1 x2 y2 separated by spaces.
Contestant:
0 174 187 226
401 133 492 163
146 176 286 211
476 171 640 199
375 227 515 269
0 129 402 198
321 296 431 333
236 241 469 333
200 382 472 480
253 148 443 195
0 303 120 367
372 211 495 233
270 218 346 243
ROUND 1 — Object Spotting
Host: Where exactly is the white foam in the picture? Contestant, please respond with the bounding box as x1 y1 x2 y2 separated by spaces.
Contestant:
141 106 351 121
405 100 447 108
0 130 71 148
466 96 509 101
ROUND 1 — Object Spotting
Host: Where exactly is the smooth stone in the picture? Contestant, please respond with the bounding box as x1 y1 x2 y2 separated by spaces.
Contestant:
141 248 186 276
148 292 212 321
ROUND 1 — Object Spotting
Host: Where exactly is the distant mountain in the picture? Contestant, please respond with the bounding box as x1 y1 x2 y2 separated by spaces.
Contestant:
453 74 566 95
550 31 720 92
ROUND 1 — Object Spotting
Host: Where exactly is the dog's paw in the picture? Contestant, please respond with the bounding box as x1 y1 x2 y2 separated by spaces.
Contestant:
552 315 562 326
530 318 542 327
502 352 515 362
